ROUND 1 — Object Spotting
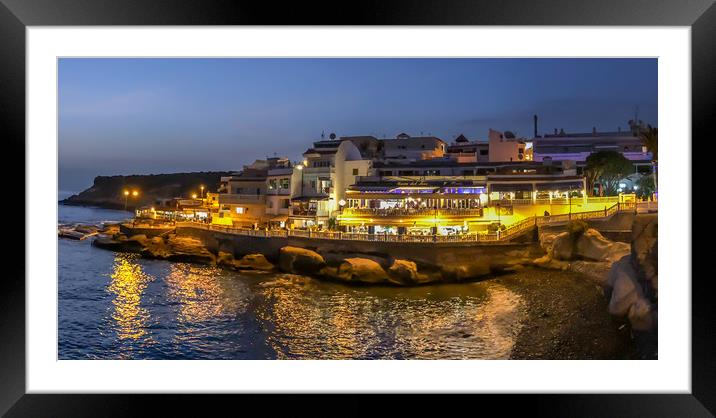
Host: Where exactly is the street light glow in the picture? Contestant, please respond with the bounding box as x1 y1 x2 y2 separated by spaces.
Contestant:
132 190 139 197
124 190 129 196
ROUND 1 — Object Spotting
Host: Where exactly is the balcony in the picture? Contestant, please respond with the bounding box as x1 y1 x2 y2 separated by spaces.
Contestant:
290 208 317 217
341 207 484 218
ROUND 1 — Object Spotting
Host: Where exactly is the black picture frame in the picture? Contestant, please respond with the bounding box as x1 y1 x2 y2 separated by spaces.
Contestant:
1 0 710 415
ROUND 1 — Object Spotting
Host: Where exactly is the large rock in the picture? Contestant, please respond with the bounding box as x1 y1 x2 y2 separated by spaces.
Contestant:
388 259 419 284
607 256 643 317
164 235 216 264
279 246 326 275
337 258 390 283
235 253 275 271
387 259 434 285
632 215 658 298
539 231 560 253
575 229 630 262
532 254 570 271
550 232 575 260
440 258 491 281
628 298 656 331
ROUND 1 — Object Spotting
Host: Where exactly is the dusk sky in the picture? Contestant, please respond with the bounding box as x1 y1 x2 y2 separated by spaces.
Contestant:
59 58 657 191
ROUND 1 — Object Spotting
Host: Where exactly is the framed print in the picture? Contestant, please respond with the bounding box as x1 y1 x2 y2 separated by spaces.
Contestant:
1 0 712 415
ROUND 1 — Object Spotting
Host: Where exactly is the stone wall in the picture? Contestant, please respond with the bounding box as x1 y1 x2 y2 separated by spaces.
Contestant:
175 225 542 272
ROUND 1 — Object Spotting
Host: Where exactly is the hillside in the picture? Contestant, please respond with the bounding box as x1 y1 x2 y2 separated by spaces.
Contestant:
61 171 236 210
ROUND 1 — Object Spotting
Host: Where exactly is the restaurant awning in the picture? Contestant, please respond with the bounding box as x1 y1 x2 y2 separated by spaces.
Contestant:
268 215 289 222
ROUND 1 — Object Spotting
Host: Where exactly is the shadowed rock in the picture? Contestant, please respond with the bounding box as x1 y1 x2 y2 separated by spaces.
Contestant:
279 246 326 275
336 258 390 283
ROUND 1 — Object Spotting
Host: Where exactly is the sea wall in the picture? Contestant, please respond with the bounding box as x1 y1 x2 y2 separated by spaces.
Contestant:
175 225 542 273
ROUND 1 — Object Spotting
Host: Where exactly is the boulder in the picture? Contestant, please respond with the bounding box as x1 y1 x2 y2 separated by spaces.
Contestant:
532 255 570 271
216 251 235 268
74 224 99 234
570 260 612 284
550 232 575 260
127 234 149 245
101 224 120 234
388 259 419 284
575 229 630 262
607 257 643 317
235 254 275 271
441 258 491 280
628 298 656 332
539 231 560 253
387 259 434 285
337 258 390 283
278 246 326 275
164 235 215 264
632 215 658 298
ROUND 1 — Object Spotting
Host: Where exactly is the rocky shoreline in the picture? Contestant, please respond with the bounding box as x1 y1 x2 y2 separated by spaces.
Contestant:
61 214 657 358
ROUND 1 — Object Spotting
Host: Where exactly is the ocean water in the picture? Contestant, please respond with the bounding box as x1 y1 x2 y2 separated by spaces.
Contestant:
57 204 533 359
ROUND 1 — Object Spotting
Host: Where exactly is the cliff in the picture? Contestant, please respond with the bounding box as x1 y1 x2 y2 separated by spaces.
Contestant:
61 171 235 210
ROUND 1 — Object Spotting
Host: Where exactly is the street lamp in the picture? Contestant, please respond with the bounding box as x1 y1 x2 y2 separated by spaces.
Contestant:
132 190 138 197
192 193 198 199
296 164 305 196
200 185 205 198
123 190 130 211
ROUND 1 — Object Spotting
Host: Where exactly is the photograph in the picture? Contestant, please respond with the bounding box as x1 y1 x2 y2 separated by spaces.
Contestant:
57 57 659 361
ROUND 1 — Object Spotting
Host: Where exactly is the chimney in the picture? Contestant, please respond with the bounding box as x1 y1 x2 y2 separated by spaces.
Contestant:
592 126 597 135
533 114 538 138
554 128 558 135
559 128 565 135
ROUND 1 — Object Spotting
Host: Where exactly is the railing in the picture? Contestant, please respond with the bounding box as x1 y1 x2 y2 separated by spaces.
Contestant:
289 209 318 217
174 202 636 244
341 207 484 217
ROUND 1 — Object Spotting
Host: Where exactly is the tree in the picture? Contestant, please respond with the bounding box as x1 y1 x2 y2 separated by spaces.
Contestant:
635 175 655 199
584 151 634 196
637 124 658 193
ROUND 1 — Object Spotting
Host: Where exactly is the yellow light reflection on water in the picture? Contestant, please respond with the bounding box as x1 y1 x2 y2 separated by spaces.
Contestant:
255 276 524 359
165 264 238 324
108 254 154 340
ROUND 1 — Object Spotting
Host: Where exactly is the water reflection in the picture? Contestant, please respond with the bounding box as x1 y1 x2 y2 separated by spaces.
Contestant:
107 254 154 341
165 263 242 324
254 276 524 359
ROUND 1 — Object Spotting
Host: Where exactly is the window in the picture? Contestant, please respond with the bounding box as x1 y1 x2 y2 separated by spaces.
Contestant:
281 199 290 208
379 170 392 176
233 187 242 194
267 201 274 208
268 179 277 190
235 207 245 214
280 178 290 189
352 168 359 175
479 149 488 155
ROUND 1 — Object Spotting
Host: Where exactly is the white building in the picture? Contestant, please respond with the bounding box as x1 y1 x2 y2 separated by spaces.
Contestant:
381 133 446 162
291 138 371 227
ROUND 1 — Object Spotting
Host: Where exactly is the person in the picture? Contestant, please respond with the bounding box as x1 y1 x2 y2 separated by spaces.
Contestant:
544 210 550 217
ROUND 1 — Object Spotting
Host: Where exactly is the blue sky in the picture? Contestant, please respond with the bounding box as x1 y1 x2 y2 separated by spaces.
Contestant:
59 58 657 191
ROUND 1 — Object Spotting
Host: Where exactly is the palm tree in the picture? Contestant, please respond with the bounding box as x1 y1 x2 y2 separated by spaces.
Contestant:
638 125 658 195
